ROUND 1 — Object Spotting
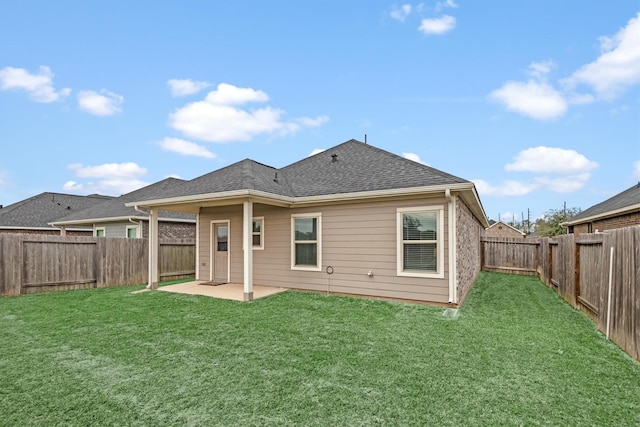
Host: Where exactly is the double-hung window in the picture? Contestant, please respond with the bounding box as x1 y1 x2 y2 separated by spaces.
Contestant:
397 207 444 278
291 213 322 271
252 217 264 250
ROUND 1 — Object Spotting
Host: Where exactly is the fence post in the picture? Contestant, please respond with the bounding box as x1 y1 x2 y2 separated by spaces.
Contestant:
95 238 106 288
548 239 553 288
574 239 581 306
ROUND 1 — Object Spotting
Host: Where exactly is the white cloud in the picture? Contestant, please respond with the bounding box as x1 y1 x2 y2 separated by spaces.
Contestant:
565 13 640 99
403 152 428 165
418 15 456 35
169 83 328 143
0 65 70 103
77 89 123 116
157 137 216 158
168 79 211 97
473 179 538 197
390 4 412 22
490 80 567 120
476 146 598 197
309 148 326 156
63 179 148 196
435 0 458 12
527 60 555 81
505 146 598 174
204 83 269 105
295 115 330 127
68 162 147 179
64 162 148 196
534 173 592 193
633 161 640 179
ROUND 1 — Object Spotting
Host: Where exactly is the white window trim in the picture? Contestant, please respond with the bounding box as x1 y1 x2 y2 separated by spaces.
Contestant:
241 217 265 250
126 224 140 239
396 206 445 279
291 212 322 272
253 217 265 250
94 226 106 237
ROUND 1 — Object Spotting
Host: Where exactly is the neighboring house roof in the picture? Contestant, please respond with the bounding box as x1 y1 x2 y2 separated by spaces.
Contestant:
563 183 640 226
126 139 488 226
485 221 525 236
51 178 196 227
0 192 113 231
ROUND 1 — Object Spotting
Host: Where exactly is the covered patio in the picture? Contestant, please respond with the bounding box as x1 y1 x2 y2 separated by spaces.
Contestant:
157 281 287 301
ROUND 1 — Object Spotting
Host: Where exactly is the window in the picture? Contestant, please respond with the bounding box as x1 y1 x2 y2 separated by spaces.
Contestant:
95 227 105 237
291 213 322 271
126 225 138 239
253 217 264 250
217 225 228 252
397 207 444 278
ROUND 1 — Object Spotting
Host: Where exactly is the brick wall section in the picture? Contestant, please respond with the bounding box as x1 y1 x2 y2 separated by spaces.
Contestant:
485 225 524 238
571 211 640 235
141 221 196 239
455 196 485 305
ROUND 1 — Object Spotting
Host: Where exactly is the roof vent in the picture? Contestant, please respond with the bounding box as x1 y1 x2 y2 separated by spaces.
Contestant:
273 171 278 183
331 154 338 163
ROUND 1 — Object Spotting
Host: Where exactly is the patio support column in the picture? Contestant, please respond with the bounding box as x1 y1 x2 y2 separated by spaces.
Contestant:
243 200 253 301
148 208 159 289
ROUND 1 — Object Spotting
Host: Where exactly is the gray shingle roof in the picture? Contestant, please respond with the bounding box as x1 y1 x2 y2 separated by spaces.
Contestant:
53 178 195 224
151 159 293 200
568 183 640 223
281 139 468 197
0 193 113 229
132 139 470 202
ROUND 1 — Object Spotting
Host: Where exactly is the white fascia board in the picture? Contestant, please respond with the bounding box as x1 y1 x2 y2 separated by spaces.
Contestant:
562 203 640 226
49 216 149 227
291 183 477 205
123 183 491 224
124 190 287 208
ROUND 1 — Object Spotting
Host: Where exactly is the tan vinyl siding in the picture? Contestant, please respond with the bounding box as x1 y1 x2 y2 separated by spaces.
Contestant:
198 196 450 303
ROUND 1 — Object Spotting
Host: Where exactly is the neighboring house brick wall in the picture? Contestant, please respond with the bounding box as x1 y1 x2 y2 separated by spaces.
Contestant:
456 197 484 305
485 223 524 238
571 210 640 235
141 221 196 239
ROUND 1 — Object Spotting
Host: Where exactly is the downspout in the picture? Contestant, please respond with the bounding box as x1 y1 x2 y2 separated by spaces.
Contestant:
134 205 156 289
446 189 457 304
133 205 149 238
128 217 141 238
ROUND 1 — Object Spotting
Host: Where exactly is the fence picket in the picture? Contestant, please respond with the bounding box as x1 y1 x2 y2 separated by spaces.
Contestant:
0 234 195 296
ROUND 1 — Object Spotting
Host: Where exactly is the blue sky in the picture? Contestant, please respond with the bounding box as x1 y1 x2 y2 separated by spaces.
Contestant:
1 1 639 223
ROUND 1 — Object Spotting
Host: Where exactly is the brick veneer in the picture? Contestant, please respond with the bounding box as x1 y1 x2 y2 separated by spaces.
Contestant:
571 210 640 235
141 221 196 239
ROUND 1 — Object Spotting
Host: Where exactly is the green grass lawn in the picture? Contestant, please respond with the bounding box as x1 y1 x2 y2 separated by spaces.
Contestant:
1 272 639 426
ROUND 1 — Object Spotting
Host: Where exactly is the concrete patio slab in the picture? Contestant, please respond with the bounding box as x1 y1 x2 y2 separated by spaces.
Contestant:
157 281 287 301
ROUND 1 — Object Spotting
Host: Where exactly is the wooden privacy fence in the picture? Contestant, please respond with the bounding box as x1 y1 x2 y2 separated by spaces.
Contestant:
0 234 195 296
481 225 639 362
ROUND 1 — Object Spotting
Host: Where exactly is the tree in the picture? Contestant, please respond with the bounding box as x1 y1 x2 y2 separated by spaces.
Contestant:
534 207 581 237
